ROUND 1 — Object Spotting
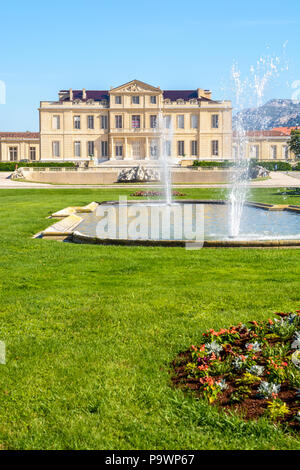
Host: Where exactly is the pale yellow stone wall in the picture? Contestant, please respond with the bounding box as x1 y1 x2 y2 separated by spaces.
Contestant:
0 137 40 161
233 136 295 161
39 80 232 162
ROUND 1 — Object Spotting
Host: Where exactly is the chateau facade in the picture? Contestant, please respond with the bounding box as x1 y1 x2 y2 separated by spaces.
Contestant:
0 80 296 163
39 80 232 162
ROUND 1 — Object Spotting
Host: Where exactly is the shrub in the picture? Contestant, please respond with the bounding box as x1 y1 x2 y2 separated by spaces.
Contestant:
250 160 292 171
0 162 76 171
293 162 300 171
192 160 234 168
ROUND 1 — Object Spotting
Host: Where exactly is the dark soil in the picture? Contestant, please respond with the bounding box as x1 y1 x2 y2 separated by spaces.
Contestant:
171 349 300 430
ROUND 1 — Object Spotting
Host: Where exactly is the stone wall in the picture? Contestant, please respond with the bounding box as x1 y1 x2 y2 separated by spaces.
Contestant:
21 167 231 184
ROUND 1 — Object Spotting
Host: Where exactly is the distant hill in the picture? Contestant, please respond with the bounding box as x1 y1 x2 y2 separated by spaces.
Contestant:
233 99 300 130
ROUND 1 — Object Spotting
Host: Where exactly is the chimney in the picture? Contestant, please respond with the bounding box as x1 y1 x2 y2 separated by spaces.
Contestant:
69 88 73 101
82 88 87 100
197 88 212 100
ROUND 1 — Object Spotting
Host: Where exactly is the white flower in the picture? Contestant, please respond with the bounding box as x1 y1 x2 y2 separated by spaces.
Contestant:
204 341 223 356
257 381 280 399
248 365 264 376
291 331 300 350
217 379 228 391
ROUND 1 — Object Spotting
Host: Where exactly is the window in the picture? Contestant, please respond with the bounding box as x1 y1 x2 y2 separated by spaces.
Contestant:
164 140 171 157
164 115 171 129
87 115 94 129
271 145 277 159
101 115 108 129
191 141 198 156
115 115 122 129
52 115 60 130
115 96 122 104
250 145 259 159
74 141 81 157
150 115 157 129
74 116 81 129
132 115 140 128
150 96 156 104
283 145 289 159
9 147 18 161
178 141 184 156
177 115 184 129
150 139 158 158
191 115 198 129
88 141 94 157
30 147 36 161
212 114 219 129
52 141 60 157
132 96 140 104
115 143 123 157
212 140 219 156
101 141 108 157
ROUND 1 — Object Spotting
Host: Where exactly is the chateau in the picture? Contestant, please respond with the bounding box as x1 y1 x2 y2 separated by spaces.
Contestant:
39 80 232 162
0 80 295 163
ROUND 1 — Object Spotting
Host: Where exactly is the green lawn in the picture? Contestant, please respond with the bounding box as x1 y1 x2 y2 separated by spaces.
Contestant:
0 187 300 450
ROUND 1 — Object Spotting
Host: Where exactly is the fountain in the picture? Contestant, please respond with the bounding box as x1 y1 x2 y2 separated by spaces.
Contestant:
229 55 285 238
156 111 173 206
40 53 300 247
229 65 250 238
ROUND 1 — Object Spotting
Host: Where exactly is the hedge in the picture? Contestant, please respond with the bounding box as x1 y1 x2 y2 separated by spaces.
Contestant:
292 162 300 171
249 160 292 171
192 160 234 168
0 162 76 171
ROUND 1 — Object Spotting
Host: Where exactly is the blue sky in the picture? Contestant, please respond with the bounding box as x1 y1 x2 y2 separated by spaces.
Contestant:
0 0 299 131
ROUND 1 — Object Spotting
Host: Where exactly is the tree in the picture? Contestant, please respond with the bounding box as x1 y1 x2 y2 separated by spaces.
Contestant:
288 129 300 158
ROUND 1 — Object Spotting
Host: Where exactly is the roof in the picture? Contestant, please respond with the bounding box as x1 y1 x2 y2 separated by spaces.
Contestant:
163 90 211 101
60 90 109 101
271 126 300 135
246 130 288 137
0 132 39 139
233 130 288 138
60 89 212 102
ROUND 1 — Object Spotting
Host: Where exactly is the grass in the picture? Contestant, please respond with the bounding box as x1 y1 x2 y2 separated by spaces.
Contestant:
0 187 300 450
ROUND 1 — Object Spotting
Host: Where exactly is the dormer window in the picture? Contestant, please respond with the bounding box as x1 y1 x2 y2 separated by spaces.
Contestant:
132 96 140 104
177 99 184 105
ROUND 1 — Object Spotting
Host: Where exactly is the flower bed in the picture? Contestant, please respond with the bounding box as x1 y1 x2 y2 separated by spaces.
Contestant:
172 311 300 429
130 190 186 197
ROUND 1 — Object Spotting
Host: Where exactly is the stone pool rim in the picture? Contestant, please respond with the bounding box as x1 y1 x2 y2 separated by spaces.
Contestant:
38 199 300 248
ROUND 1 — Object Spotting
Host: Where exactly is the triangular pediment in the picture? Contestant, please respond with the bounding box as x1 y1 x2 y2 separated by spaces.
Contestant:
110 80 161 94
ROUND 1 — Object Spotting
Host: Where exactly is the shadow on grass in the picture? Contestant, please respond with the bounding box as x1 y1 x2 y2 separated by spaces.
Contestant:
272 188 300 197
